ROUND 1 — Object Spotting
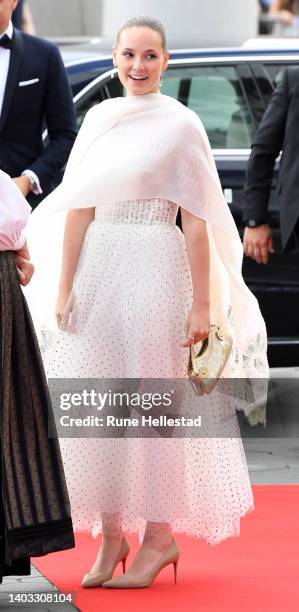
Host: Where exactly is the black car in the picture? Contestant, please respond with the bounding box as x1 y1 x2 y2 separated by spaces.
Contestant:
60 41 299 367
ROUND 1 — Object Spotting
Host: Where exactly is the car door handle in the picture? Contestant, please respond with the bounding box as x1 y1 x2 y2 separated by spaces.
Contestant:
224 188 233 204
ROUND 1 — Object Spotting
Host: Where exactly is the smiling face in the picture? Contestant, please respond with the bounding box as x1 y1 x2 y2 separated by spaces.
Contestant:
0 0 18 34
112 26 169 96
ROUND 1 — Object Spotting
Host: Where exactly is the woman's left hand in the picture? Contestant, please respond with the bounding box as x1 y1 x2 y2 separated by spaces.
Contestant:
181 304 210 347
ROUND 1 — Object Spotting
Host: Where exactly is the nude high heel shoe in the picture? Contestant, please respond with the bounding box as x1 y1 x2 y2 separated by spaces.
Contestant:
81 536 130 588
102 537 180 588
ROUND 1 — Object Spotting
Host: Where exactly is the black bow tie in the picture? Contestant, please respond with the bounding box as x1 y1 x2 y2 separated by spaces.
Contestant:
0 34 12 49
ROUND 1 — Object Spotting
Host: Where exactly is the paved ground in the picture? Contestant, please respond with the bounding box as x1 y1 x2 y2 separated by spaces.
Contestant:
0 561 77 611
1 368 298 611
246 437 299 484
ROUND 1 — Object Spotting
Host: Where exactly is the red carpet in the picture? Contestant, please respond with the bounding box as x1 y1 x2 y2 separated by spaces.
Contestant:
33 485 299 612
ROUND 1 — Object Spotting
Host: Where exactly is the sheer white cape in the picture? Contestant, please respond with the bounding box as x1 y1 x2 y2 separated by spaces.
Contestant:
24 92 269 424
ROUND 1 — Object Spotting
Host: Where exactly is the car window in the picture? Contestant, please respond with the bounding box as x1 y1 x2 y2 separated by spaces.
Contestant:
262 62 299 88
75 86 107 130
161 65 254 149
263 64 285 88
104 65 254 149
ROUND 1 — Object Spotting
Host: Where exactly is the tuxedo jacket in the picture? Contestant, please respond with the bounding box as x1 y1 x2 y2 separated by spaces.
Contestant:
242 67 299 251
0 28 77 206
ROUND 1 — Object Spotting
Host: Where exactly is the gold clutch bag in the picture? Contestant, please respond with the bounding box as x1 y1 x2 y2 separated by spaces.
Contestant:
187 324 233 396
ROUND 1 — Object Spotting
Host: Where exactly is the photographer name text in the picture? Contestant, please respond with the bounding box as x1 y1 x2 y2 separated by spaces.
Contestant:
59 415 202 428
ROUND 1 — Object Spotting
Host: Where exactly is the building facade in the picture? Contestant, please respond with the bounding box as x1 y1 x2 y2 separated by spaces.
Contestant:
29 0 258 46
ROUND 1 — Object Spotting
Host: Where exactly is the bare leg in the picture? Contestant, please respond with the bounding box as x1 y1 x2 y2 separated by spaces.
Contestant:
124 520 173 577
88 512 124 575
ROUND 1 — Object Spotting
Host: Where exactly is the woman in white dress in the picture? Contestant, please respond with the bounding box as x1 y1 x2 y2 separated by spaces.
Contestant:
25 16 269 589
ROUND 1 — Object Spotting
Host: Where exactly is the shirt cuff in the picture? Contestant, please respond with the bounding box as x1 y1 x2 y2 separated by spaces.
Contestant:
22 170 43 195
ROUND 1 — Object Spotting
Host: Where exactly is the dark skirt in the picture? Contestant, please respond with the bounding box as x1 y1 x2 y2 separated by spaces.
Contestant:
0 252 75 582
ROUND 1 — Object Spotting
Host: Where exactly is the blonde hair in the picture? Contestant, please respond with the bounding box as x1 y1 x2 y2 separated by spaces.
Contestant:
116 16 167 52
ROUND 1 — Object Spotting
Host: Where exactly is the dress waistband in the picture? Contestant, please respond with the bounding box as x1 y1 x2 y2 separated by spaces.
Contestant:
94 199 178 225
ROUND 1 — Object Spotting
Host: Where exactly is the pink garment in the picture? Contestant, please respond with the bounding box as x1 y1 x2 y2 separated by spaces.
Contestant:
0 170 31 250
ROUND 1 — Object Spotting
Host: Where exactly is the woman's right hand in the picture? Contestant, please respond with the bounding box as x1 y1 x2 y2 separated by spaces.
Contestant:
55 286 75 331
15 257 34 286
14 242 34 286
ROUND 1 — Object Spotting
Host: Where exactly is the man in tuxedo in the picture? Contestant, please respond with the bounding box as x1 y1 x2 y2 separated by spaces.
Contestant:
0 0 76 207
242 67 299 264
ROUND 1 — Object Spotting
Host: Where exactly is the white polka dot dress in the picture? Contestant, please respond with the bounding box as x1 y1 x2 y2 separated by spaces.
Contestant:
46 199 254 546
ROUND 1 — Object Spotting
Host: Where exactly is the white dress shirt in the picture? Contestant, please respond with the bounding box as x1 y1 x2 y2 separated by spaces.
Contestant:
0 169 31 250
0 21 42 195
